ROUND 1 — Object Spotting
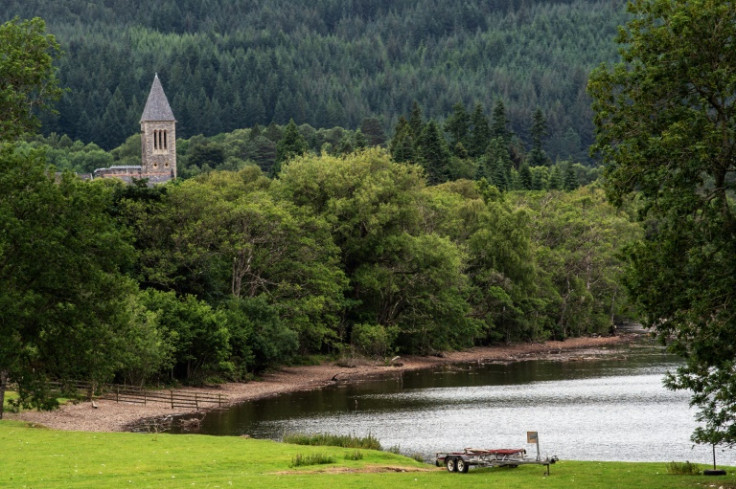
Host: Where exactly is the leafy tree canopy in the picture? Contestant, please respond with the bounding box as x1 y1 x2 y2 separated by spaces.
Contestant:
589 0 736 447
0 17 62 141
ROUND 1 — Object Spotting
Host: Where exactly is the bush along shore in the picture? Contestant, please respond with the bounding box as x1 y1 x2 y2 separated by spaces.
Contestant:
7 335 636 433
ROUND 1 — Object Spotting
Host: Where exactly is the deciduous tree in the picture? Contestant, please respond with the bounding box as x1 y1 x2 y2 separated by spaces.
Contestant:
0 147 139 417
588 0 736 446
0 17 62 141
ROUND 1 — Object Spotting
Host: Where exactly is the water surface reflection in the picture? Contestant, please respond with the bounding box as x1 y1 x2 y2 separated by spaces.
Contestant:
189 343 735 464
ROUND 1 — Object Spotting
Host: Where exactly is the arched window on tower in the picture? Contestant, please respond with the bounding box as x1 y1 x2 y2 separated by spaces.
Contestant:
153 130 158 150
163 130 167 149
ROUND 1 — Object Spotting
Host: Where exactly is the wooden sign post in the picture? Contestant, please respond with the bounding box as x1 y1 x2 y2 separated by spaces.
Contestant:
527 431 540 461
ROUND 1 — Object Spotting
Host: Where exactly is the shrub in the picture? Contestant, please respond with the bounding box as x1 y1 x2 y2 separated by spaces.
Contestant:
283 432 381 450
344 450 364 461
665 461 700 475
408 452 425 463
290 453 336 467
351 323 398 357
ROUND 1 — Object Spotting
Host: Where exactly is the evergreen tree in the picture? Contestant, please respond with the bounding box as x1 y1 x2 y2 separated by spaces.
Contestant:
549 165 563 190
468 102 491 158
100 87 130 150
531 166 549 190
491 99 512 143
360 117 386 147
490 158 509 191
509 168 522 190
528 107 550 166
390 116 415 163
249 124 262 140
408 101 424 140
354 129 367 150
274 119 308 175
519 163 533 190
416 121 451 184
444 102 470 154
488 137 512 171
453 142 469 159
264 122 283 142
563 163 579 191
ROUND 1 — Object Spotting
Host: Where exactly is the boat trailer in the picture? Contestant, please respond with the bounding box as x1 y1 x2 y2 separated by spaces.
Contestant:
435 432 558 475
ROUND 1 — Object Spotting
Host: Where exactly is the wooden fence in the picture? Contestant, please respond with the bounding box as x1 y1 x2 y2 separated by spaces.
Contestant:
99 385 227 409
47 381 228 409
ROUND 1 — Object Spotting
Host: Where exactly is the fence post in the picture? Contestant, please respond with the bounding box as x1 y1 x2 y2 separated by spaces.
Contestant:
144 390 147 405
170 390 174 409
116 386 119 403
195 393 199 410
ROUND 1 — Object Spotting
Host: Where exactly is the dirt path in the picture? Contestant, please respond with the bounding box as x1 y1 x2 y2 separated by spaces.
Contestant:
9 335 638 433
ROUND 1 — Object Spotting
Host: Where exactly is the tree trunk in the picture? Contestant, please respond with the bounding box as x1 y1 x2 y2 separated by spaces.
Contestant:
0 370 8 420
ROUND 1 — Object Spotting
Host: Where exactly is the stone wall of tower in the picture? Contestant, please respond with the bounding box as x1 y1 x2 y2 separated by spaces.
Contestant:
141 120 177 178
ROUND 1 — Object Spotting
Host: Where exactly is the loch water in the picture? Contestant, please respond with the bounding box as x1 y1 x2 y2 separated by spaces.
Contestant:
184 341 735 465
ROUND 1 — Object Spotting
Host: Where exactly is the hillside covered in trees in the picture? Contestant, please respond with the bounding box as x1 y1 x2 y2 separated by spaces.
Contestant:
4 0 627 161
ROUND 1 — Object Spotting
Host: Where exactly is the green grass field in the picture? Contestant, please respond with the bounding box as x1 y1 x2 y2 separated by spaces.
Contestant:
1 420 734 489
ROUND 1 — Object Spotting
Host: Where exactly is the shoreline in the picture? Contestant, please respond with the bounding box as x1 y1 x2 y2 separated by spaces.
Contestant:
10 334 641 433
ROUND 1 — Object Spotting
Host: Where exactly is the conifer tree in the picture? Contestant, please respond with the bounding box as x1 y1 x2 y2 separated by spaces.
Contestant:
563 163 579 191
519 163 533 190
528 108 550 166
548 165 563 191
354 129 367 150
360 117 386 147
408 101 424 140
453 142 469 160
481 137 512 181
101 87 130 149
491 158 509 191
274 119 308 175
416 121 451 184
390 116 415 163
468 102 491 158
531 166 549 190
491 99 512 143
444 102 470 154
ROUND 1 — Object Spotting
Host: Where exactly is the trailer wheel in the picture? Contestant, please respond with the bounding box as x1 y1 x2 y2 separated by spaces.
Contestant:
445 457 457 472
457 458 469 473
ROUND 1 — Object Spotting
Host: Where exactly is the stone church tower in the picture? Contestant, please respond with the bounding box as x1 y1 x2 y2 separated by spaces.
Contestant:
140 73 177 179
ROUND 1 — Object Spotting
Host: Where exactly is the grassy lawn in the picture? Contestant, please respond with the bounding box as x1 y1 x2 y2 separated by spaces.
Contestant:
1 420 734 489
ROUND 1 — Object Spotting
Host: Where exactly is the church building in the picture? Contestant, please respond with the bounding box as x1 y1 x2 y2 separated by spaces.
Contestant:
92 74 177 183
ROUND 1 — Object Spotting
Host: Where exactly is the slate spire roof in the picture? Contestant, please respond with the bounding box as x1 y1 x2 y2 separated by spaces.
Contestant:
140 73 176 122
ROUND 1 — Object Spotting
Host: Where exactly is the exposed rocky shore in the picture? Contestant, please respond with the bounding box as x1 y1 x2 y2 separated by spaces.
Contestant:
10 334 642 433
